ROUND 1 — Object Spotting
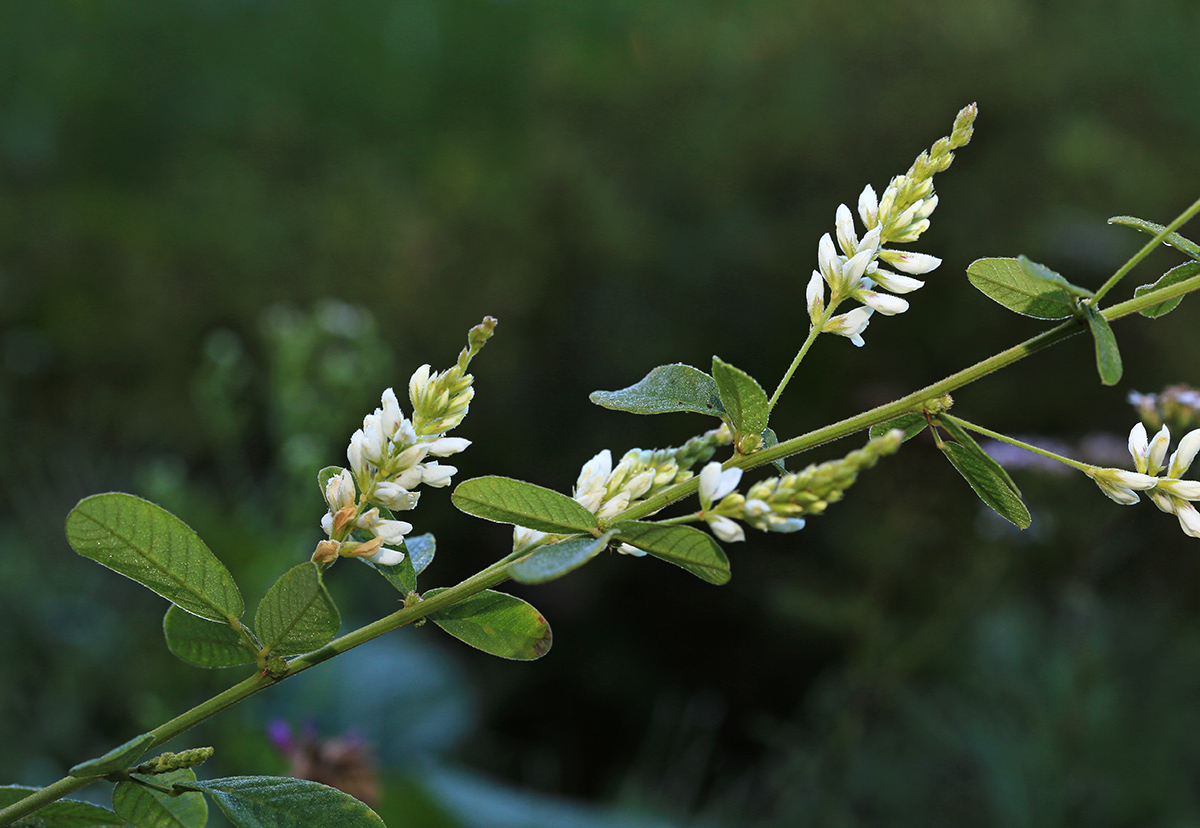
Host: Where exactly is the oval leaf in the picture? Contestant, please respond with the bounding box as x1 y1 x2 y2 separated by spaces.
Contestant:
164 605 258 669
1083 304 1123 386
966 257 1077 319
940 441 1031 529
176 776 384 828
254 563 340 657
369 531 435 594
589 363 725 417
869 413 929 443
1109 215 1200 262
65 493 244 622
611 521 731 585
68 732 156 778
1133 260 1200 318
425 588 552 660
508 534 611 584
936 418 1021 497
114 769 207 828
712 356 769 436
452 476 598 534
0 787 124 826
406 532 436 575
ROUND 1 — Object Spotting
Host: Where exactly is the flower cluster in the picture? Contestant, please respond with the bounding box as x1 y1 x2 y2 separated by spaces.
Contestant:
314 318 495 567
806 103 976 346
1087 422 1200 538
695 428 904 542
512 427 733 554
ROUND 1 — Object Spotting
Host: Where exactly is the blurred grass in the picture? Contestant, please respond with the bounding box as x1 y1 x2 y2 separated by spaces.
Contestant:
3 0 1200 824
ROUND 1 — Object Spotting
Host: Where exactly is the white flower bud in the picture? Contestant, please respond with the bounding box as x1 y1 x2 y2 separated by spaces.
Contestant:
870 269 925 295
373 481 420 511
857 184 879 228
835 203 858 256
425 436 472 457
878 249 942 275
708 515 745 543
420 462 457 488
1168 429 1200 478
368 546 407 567
380 387 403 438
806 271 825 322
855 290 910 316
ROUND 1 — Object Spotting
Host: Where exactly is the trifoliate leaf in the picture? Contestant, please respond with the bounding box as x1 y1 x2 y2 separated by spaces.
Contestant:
1109 215 1200 262
610 521 731 585
939 441 1032 529
1082 303 1123 386
425 589 553 660
164 605 258 668
66 493 244 623
965 257 1082 319
1133 260 1200 318
589 364 725 417
452 476 599 534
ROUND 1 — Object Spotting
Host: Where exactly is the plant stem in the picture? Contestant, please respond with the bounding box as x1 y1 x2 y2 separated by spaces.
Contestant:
1092 195 1200 304
768 321 824 413
941 413 1092 472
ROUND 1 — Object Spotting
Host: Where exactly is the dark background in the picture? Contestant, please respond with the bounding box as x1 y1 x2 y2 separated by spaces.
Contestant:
4 1 1200 825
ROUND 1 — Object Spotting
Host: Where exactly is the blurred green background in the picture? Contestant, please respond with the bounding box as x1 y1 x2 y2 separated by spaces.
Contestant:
3 0 1200 825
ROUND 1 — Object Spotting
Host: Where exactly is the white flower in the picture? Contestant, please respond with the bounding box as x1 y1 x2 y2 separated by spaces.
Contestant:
806 271 826 322
380 387 404 439
419 462 457 488
698 462 742 510
1086 467 1159 505
1089 423 1200 538
425 436 472 457
852 289 909 316
367 546 406 567
708 515 746 543
357 507 413 543
878 249 941 275
324 469 356 512
821 306 874 347
617 543 647 557
372 481 420 511
574 449 613 513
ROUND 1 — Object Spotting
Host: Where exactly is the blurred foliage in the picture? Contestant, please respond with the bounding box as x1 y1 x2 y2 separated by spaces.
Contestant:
4 0 1200 825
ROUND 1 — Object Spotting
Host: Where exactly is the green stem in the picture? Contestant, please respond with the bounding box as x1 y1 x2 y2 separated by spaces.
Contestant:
941 413 1092 472
768 320 824 413
1092 195 1200 304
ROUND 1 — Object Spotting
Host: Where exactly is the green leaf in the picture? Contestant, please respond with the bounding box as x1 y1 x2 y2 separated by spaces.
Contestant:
936 418 1022 498
254 563 340 657
1109 215 1200 262
426 589 553 660
761 427 786 473
316 466 343 494
114 769 207 828
869 413 929 443
711 356 769 437
452 476 599 534
1083 303 1123 386
610 521 731 585
164 605 258 669
507 534 611 584
65 493 244 623
940 441 1032 529
370 533 435 595
0 787 124 826
965 257 1080 319
176 776 385 828
589 363 725 417
1133 260 1200 318
69 732 156 778
405 532 435 575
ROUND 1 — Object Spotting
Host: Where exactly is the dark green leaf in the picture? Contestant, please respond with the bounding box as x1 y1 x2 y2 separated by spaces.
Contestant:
936 418 1021 497
1133 260 1200 318
965 257 1078 319
1018 256 1093 297
0 787 124 826
371 542 417 595
589 363 725 417
177 776 385 828
426 589 553 660
452 476 598 534
254 563 340 657
940 441 1032 529
711 356 769 437
869 413 929 442
610 521 731 585
508 534 611 584
114 769 207 828
164 605 258 669
1109 215 1200 262
68 732 156 778
65 493 244 622
1083 304 1123 386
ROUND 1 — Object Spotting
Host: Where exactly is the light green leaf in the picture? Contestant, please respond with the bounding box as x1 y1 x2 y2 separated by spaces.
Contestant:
965 257 1079 319
936 418 1021 497
426 588 553 660
316 466 343 494
370 531 436 595
176 776 385 828
610 521 731 585
452 476 599 534
508 534 611 584
405 533 436 575
254 563 340 657
68 732 156 778
164 605 258 668
1083 303 1123 386
1133 260 1200 318
869 413 929 442
0 786 124 826
114 769 207 828
940 441 1032 529
711 356 769 437
65 493 244 623
1109 215 1200 262
589 363 725 417
761 427 786 473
